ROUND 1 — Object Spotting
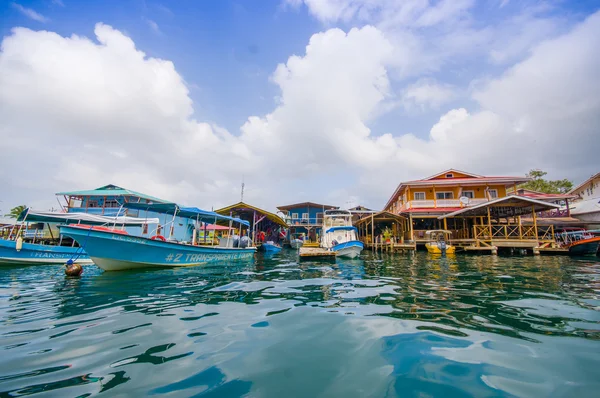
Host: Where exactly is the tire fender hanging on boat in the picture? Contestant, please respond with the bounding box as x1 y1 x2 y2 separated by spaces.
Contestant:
151 235 167 242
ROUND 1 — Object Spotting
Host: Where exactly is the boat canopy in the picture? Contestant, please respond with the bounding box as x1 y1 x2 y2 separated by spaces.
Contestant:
325 226 357 233
437 195 559 219
17 209 158 226
123 202 250 227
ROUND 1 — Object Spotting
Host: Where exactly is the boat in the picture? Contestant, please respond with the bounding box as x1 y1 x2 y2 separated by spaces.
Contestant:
59 202 257 271
425 230 455 255
0 209 156 266
321 210 363 258
555 228 600 255
289 233 305 249
261 241 282 253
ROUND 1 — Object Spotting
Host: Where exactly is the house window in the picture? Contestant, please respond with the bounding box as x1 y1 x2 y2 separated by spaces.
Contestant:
87 200 98 208
414 192 426 200
302 213 309 220
462 191 474 199
104 199 119 208
445 173 454 178
488 189 498 199
292 213 298 220
435 192 454 199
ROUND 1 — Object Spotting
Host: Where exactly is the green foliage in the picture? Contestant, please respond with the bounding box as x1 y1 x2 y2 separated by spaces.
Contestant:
4 205 27 219
519 170 573 194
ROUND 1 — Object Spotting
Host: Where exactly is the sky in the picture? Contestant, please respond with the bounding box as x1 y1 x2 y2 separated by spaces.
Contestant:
0 0 599 215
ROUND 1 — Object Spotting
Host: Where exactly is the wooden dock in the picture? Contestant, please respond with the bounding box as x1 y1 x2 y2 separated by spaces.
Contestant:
364 241 416 253
299 246 336 261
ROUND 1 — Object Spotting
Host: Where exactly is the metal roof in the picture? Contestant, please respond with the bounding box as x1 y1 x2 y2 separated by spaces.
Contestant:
56 184 170 203
438 195 559 219
215 202 288 228
276 202 339 212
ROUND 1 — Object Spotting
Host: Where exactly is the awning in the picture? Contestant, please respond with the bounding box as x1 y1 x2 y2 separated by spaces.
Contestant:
325 226 357 233
123 202 250 227
215 202 287 228
438 195 559 219
17 209 159 226
354 211 407 227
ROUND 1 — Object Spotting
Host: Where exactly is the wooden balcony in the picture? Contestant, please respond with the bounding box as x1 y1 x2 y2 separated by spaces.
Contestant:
400 198 489 211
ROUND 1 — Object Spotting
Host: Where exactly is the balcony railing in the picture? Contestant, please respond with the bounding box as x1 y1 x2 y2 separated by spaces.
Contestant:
401 198 489 210
284 217 323 226
473 225 555 241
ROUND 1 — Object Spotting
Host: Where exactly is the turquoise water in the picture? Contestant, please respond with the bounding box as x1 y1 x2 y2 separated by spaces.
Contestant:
1 251 599 397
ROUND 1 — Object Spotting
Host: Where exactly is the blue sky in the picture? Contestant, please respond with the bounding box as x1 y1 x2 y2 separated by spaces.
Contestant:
1 0 599 212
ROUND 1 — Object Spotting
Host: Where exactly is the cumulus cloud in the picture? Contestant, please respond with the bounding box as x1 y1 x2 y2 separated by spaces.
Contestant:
402 78 456 111
0 23 252 209
1 11 599 211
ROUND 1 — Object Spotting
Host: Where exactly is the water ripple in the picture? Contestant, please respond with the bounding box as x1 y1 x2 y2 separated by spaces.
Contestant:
0 252 599 396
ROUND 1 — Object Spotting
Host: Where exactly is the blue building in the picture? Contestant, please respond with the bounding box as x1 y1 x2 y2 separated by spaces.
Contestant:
56 184 196 242
276 202 338 242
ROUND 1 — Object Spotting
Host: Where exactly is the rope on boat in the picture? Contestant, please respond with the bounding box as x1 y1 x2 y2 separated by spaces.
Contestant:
66 225 94 263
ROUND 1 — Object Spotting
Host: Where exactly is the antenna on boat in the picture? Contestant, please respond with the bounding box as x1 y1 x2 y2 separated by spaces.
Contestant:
240 176 245 202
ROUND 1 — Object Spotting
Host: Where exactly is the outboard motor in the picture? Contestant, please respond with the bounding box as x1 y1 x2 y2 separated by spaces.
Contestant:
438 240 447 256
239 236 250 248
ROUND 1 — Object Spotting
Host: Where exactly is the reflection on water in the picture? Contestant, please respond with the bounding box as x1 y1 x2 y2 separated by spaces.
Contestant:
1 251 599 397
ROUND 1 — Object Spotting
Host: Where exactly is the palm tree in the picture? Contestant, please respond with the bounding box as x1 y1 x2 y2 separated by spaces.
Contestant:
5 205 27 219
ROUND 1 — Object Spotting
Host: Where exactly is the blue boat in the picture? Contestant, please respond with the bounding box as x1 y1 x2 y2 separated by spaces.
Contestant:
261 241 282 253
0 209 156 267
59 202 257 271
0 238 93 266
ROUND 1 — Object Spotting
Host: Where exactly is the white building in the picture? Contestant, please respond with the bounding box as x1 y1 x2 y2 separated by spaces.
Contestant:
569 172 600 224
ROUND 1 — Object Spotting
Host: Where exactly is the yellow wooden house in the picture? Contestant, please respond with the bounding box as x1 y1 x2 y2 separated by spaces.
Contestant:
383 169 531 240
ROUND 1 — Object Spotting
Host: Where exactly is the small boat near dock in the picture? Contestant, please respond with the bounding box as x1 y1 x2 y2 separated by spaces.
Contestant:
555 228 600 255
59 202 256 271
261 241 282 254
321 210 364 258
425 230 456 255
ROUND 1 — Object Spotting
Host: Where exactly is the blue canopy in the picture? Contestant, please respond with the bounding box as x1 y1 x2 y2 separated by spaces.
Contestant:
325 226 357 233
123 202 250 227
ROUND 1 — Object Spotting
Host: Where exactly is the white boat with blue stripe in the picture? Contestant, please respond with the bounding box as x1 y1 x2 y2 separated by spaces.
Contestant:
321 210 364 258
59 202 256 271
0 209 156 266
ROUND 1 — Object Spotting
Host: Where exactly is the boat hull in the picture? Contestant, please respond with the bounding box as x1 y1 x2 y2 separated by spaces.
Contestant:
261 243 282 253
290 239 304 249
568 237 600 256
425 243 456 255
0 238 93 266
331 241 363 258
60 225 256 271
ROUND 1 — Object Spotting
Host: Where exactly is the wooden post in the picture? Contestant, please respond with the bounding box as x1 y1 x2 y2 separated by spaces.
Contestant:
487 206 492 241
371 213 374 250
432 186 437 208
518 215 522 240
443 217 448 231
532 205 539 241
409 213 414 241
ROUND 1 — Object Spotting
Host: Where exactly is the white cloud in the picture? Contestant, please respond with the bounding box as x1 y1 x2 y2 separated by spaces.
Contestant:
144 18 161 35
0 23 252 209
11 2 48 23
402 78 456 111
52 0 65 7
1 10 599 211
